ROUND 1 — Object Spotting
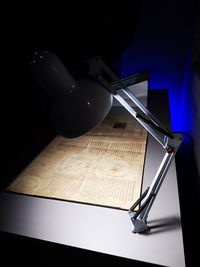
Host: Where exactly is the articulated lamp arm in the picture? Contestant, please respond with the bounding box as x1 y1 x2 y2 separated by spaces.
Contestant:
87 57 183 233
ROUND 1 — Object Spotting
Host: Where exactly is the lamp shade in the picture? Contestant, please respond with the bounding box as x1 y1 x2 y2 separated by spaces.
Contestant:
30 51 113 138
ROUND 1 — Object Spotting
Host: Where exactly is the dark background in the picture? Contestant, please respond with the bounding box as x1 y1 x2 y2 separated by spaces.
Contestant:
1 1 199 266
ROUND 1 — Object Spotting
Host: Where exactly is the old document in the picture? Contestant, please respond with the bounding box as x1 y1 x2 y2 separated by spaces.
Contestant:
7 108 147 210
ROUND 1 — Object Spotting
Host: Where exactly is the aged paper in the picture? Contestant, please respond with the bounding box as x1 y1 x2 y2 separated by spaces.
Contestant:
7 108 147 210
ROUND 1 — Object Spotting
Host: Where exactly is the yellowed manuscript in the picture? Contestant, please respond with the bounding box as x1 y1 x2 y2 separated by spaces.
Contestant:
7 108 147 210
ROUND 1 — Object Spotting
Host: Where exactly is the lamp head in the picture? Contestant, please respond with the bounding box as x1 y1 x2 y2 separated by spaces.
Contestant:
30 51 113 138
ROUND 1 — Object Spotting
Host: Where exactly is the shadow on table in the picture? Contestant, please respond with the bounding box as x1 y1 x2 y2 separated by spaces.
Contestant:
147 216 181 235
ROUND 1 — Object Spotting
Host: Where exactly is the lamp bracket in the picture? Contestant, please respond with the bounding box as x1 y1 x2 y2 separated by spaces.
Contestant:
87 56 183 233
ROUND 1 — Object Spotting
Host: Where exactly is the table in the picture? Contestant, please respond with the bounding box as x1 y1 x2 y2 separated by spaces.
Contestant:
0 90 185 267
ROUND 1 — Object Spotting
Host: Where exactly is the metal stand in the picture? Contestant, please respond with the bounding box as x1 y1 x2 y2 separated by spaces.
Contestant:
128 144 180 233
87 57 183 233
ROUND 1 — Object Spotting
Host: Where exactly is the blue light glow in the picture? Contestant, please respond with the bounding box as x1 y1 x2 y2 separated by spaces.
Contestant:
119 1 195 135
120 52 189 131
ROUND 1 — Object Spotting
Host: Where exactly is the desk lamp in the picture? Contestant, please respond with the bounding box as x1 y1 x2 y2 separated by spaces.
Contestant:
30 51 183 233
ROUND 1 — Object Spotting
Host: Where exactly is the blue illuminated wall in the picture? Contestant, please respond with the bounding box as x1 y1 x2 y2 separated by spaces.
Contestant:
120 0 196 133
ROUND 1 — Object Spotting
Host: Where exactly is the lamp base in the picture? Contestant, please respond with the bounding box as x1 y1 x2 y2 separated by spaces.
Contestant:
128 211 148 233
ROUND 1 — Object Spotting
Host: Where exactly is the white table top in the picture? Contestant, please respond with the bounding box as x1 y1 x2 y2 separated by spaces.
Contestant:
0 91 185 267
